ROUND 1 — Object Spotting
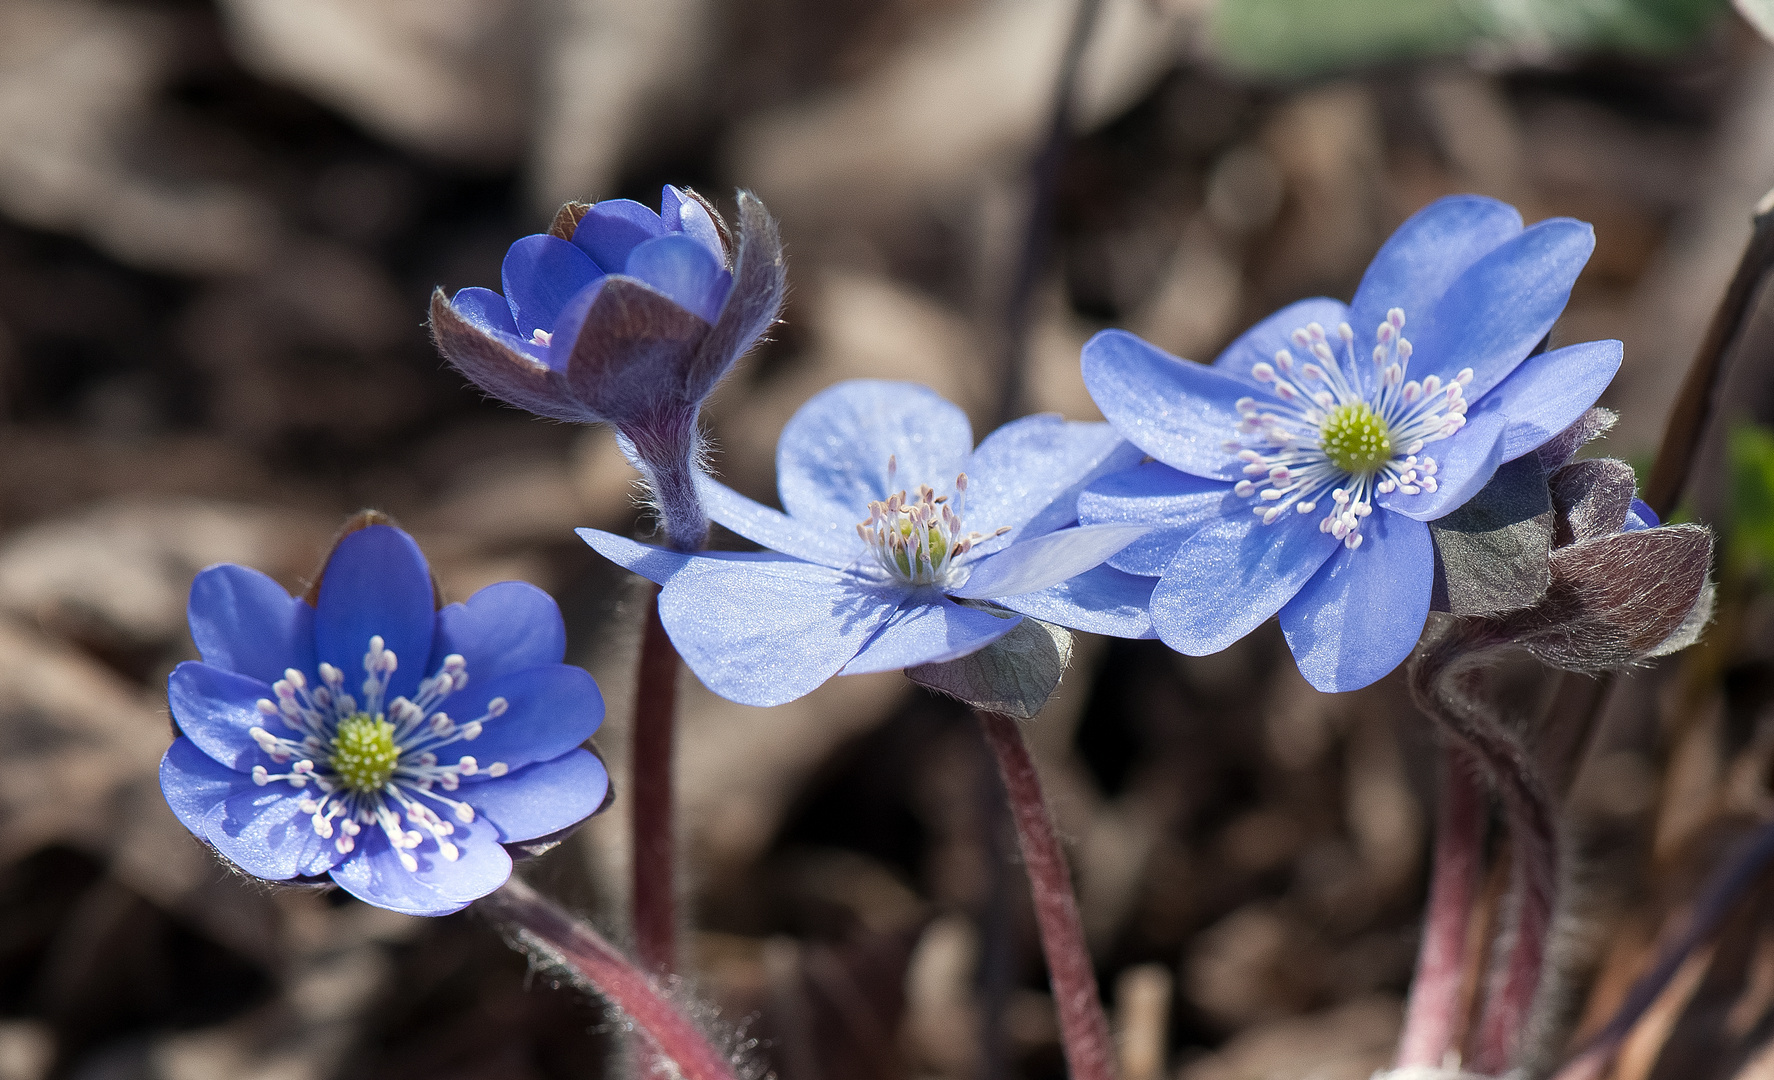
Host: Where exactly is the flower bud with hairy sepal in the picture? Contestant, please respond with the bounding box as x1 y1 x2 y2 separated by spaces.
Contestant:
429 188 786 551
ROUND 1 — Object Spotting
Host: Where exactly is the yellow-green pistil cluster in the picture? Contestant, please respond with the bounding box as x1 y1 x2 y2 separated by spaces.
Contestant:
1318 402 1394 475
330 713 401 793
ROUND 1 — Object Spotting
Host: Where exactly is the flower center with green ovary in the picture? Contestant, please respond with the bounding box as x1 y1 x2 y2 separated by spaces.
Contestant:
1318 402 1394 474
330 713 400 792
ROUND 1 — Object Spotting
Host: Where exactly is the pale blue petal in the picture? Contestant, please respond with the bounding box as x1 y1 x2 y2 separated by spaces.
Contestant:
1148 491 1340 655
961 416 1140 554
1082 329 1250 480
949 525 1149 599
1625 498 1658 531
204 785 344 881
314 525 436 703
1377 409 1509 522
1078 462 1228 576
501 235 604 341
187 564 314 686
571 198 668 273
1210 297 1352 390
430 665 604 772
1485 340 1622 462
624 234 731 324
461 749 609 843
397 799 514 903
997 564 1156 639
660 185 726 264
429 581 566 682
839 595 1020 674
694 474 864 569
449 286 520 336
658 555 906 707
577 529 697 585
168 662 275 771
160 738 250 835
328 831 468 916
776 380 974 533
1279 512 1433 692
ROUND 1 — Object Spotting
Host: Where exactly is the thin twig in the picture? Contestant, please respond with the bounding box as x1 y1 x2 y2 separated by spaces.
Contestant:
633 585 681 975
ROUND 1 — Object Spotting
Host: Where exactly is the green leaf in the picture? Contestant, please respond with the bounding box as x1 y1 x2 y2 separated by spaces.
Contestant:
907 613 1074 720
1728 423 1774 567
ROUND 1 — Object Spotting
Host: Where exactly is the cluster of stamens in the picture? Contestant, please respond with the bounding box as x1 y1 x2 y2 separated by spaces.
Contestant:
246 636 511 873
856 456 1009 587
1223 308 1472 551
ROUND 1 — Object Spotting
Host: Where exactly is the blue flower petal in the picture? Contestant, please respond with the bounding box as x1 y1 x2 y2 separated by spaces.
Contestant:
1485 340 1622 462
571 198 669 273
187 564 315 687
1078 462 1229 576
1083 330 1257 480
429 581 566 683
160 737 250 835
501 235 604 343
1377 408 1509 522
624 235 732 325
776 380 975 533
997 564 1157 639
1410 217 1595 400
314 525 435 703
449 286 521 337
961 416 1140 553
432 665 605 772
839 595 1021 675
658 555 907 707
1279 512 1433 692
579 528 794 583
1210 297 1352 390
950 524 1149 599
660 185 726 264
168 662 276 771
204 785 345 881
1149 491 1340 655
399 799 514 904
462 748 609 844
328 830 469 916
694 475 865 569
1625 498 1659 531
536 276 610 374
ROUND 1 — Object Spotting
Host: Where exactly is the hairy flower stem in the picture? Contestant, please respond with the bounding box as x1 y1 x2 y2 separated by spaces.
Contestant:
977 709 1118 1080
632 587 681 975
1406 621 1559 1075
481 879 740 1080
1395 748 1488 1070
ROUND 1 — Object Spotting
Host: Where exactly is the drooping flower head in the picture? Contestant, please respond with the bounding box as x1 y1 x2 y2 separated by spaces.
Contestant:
1080 195 1623 692
579 380 1155 707
160 522 607 915
430 186 786 550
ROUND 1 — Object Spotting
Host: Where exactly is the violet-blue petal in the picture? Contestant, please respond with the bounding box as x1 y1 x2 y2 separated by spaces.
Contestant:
572 198 668 273
314 525 435 703
501 235 604 341
693 475 864 569
658 555 907 707
961 415 1139 552
399 801 514 903
1625 498 1659 531
437 665 604 772
949 524 1149 599
776 380 974 531
1484 339 1622 463
1409 217 1595 399
1210 297 1352 390
660 185 726 264
204 786 344 881
187 564 315 686
625 234 731 325
1279 512 1434 692
1377 409 1509 522
1082 329 1249 481
450 286 521 337
1149 492 1340 655
461 748 609 844
998 564 1157 639
578 528 793 584
329 830 468 916
160 737 249 835
839 595 1021 675
429 581 566 681
168 662 274 771
1078 462 1228 576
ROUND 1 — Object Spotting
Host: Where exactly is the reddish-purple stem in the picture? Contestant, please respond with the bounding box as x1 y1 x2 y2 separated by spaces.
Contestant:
1396 749 1488 1070
481 879 738 1080
976 709 1118 1080
633 587 679 975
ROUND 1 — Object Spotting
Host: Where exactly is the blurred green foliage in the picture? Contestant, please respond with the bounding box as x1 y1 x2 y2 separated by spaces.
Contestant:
1729 423 1774 569
1210 0 1729 79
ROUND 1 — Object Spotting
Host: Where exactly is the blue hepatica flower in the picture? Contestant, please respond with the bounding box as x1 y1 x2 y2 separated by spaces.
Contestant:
579 380 1156 707
1079 195 1623 693
158 525 607 916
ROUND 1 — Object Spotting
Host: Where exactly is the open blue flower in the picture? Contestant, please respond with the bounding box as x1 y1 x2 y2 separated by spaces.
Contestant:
579 380 1155 707
158 524 607 916
1079 195 1622 693
430 186 786 550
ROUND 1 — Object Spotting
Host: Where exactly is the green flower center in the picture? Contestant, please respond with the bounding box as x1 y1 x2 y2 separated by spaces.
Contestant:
1318 402 1394 474
331 713 400 793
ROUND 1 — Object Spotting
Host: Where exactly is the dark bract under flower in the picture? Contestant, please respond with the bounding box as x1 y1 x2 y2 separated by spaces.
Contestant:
159 525 607 916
